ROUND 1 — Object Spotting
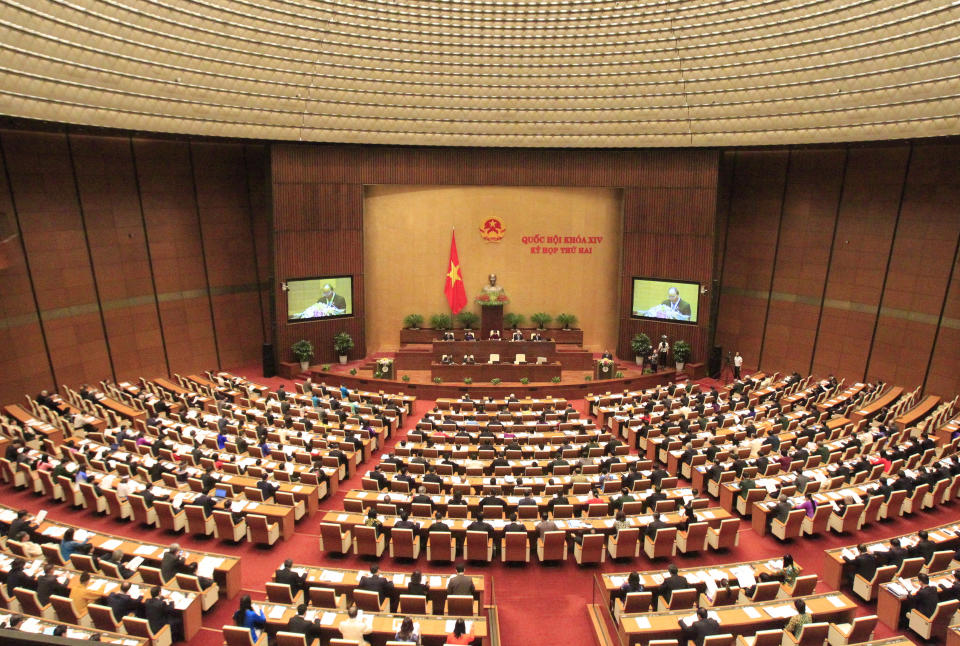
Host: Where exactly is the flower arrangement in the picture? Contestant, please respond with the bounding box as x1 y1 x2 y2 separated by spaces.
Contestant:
433 377 443 384
519 377 530 385
598 357 615 367
490 377 502 385
551 376 561 383
373 358 394 379
464 377 473 385
475 292 510 306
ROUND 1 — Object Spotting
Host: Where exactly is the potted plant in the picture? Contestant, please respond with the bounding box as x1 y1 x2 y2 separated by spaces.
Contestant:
673 339 692 371
551 376 561 383
630 333 651 366
503 313 524 329
556 313 577 330
530 312 552 330
291 340 314 372
519 377 530 385
464 377 473 385
433 377 442 384
401 374 410 382
456 311 479 330
333 332 353 364
403 313 424 329
490 377 501 385
430 313 452 331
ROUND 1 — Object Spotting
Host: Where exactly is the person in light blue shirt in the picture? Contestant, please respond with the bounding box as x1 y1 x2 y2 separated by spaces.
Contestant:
235 595 266 641
59 527 89 561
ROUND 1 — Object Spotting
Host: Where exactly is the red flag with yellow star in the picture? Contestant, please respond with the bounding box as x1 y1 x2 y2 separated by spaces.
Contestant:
443 230 467 314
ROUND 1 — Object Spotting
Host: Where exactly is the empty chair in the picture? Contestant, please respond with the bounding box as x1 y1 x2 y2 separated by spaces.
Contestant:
908 598 960 641
897 557 925 580
574 533 606 565
802 505 831 536
247 514 281 547
213 510 247 542
103 489 132 521
703 635 735 646
266 582 302 605
537 531 568 562
426 531 456 562
154 501 186 533
276 632 307 646
879 490 907 519
607 527 640 560
445 594 478 616
675 522 708 555
399 594 432 614
309 586 346 609
124 615 172 646
184 505 216 537
41 543 67 566
464 530 493 562
318 522 352 555
79 481 107 514
736 630 783 646
128 494 158 527
922 550 955 574
389 527 420 560
707 518 740 550
736 488 767 516
771 509 805 541
275 491 307 520
502 531 530 564
858 496 883 529
644 527 677 560
827 614 877 646
781 622 829 646
14 588 56 620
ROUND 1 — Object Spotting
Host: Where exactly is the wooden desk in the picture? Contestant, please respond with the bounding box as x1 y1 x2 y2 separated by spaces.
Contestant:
286 563 485 609
432 339 556 360
849 387 904 423
896 395 941 431
430 362 562 383
0 503 242 599
3 404 64 445
823 521 960 589
97 396 146 422
618 592 857 645
877 572 954 629
257 602 489 642
0 622 147 644
948 625 960 646
817 384 867 413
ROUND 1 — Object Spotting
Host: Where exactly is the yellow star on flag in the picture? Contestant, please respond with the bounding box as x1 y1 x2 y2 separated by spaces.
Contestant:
447 262 461 284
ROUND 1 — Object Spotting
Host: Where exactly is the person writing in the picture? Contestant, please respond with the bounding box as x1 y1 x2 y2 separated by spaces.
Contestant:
446 618 475 645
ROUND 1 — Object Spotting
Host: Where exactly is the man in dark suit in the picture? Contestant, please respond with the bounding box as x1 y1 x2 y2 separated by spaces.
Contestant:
286 604 323 645
410 486 434 510
912 573 940 617
510 329 524 341
644 513 669 540
200 469 218 495
885 538 909 570
913 530 937 564
5 558 36 595
659 564 691 606
843 544 878 584
447 564 476 597
275 559 308 597
357 565 395 607
682 607 721 646
429 511 451 535
192 493 218 518
643 486 667 514
317 284 347 312
145 585 184 642
503 512 525 534
769 494 793 530
107 581 144 621
36 564 70 605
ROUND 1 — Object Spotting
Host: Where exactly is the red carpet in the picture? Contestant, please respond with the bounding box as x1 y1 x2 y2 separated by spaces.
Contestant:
4 365 950 646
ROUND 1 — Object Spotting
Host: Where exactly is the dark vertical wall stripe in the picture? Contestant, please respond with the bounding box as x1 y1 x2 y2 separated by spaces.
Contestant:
863 142 913 382
0 131 57 389
809 148 849 376
922 229 960 392
128 136 171 376
242 145 268 343
187 141 223 370
756 149 792 368
65 131 116 382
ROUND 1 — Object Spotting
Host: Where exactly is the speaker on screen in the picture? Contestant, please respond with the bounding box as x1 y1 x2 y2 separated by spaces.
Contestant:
262 343 276 378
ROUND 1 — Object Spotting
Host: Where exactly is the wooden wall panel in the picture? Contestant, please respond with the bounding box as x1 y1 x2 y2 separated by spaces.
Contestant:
271 144 719 368
0 129 270 403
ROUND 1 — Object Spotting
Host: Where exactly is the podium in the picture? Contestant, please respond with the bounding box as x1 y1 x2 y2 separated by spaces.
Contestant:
594 359 615 380
480 305 503 339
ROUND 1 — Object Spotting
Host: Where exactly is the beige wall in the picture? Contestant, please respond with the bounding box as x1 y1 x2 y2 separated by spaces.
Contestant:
364 185 622 353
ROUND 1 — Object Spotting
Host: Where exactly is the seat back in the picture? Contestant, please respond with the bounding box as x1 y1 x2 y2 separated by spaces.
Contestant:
320 522 350 552
649 527 677 558
213 510 242 539
276 632 307 646
540 531 566 559
781 509 805 536
553 504 574 519
391 528 416 558
247 514 275 544
795 622 829 646
751 580 780 602
702 634 734 646
667 587 697 610
41 543 66 566
353 588 383 612
503 532 529 562
682 522 708 549
266 582 296 604
223 625 255 646
89 603 121 631
926 550 954 573
884 489 907 514
622 591 652 613
611 528 639 557
427 531 454 561
465 530 491 561
714 518 739 547
578 533 605 562
50 595 82 623
838 504 864 532
446 594 476 616
898 557 925 579
309 586 340 608
751 629 784 646
399 594 429 614
845 615 878 644
807 504 831 533
14 588 46 615
788 575 818 597
354 524 381 555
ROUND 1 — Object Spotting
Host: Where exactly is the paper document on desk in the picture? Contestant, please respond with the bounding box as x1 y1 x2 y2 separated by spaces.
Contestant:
430 575 443 587
74 529 90 543
35 509 47 524
827 596 846 608
733 567 756 588
127 556 144 571
101 539 123 551
743 606 762 619
632 616 651 629
268 605 286 619
609 576 626 588
197 557 222 579
765 605 798 618
393 573 406 586
134 544 157 556
319 570 344 583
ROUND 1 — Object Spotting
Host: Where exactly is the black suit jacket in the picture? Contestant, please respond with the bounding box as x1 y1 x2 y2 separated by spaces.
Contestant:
145 596 176 634
914 585 940 617
660 574 691 602
107 592 143 621
6 568 36 595
286 615 323 644
36 574 69 605
645 518 668 540
358 574 394 603
161 552 187 583
276 566 307 593
689 617 722 646
849 553 878 581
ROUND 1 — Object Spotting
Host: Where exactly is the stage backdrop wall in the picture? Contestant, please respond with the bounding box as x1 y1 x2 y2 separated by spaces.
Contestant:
364 185 622 353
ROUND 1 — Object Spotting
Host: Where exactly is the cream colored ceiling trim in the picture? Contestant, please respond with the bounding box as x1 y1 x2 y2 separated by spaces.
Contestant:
0 0 957 146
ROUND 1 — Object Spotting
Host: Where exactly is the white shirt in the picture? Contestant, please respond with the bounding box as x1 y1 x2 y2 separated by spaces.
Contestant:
734 355 743 367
